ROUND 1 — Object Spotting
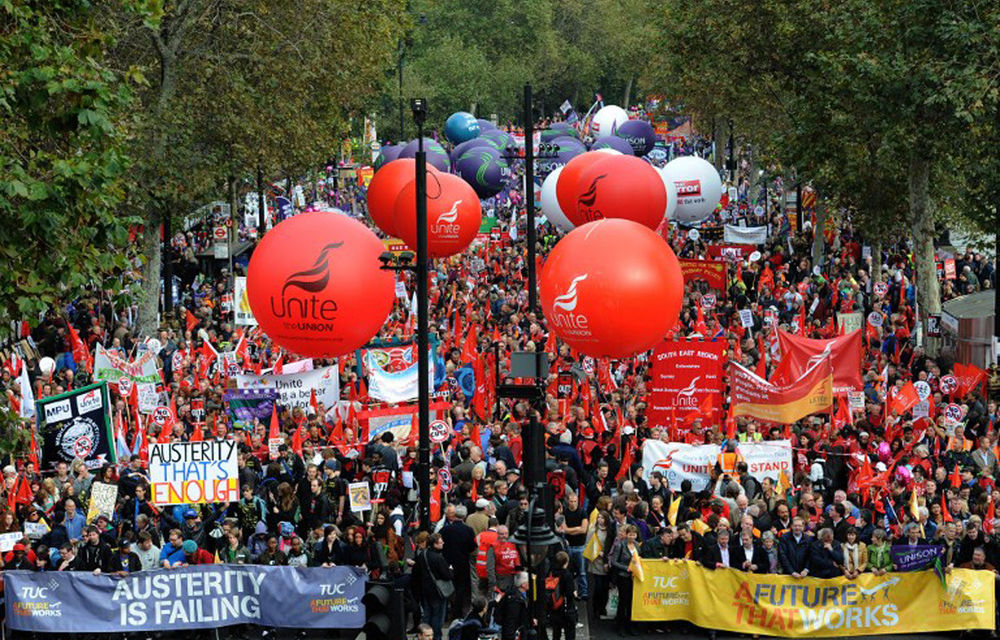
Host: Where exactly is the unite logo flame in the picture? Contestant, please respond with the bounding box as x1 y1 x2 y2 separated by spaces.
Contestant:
552 274 588 312
436 200 462 224
678 376 701 397
281 242 344 296
577 175 608 208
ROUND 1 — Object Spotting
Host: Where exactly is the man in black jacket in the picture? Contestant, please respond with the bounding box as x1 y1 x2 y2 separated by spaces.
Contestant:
701 528 746 569
441 505 477 619
778 517 812 577
497 572 531 640
417 534 453 640
74 525 113 573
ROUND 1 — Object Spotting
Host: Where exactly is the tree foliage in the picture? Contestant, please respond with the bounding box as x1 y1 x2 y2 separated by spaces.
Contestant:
0 0 136 332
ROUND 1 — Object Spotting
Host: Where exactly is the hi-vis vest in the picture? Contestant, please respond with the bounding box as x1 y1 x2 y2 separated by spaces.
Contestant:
475 529 499 578
717 451 744 477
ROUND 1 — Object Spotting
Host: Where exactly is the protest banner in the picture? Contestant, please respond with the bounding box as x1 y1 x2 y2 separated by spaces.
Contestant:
233 276 257 326
136 382 159 414
642 440 791 491
892 545 945 572
235 366 339 411
630 559 993 636
836 312 863 336
224 388 280 430
771 329 864 394
647 340 725 429
86 481 119 523
148 440 239 506
4 565 366 632
357 400 451 445
36 382 116 470
730 356 834 424
0 532 23 552
362 345 437 404
707 244 755 262
23 521 49 540
724 224 768 245
94 344 160 385
348 482 371 513
739 309 754 328
678 259 727 291
263 358 313 375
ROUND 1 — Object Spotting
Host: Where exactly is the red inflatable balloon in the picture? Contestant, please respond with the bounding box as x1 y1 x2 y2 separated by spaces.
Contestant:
570 155 666 229
247 212 394 358
540 219 683 358
555 152 608 220
394 172 482 258
366 159 437 237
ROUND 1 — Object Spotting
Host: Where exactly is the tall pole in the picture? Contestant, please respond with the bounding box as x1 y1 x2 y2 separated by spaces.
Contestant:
524 84 537 311
256 166 265 231
796 181 803 234
163 214 173 314
398 43 405 139
415 109 431 532
994 96 1000 357
727 119 735 183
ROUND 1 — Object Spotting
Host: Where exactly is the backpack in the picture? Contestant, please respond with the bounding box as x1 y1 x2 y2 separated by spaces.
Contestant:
544 572 565 612
446 616 482 640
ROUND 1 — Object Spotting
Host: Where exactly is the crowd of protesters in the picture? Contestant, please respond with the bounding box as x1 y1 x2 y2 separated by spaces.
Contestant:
0 126 998 640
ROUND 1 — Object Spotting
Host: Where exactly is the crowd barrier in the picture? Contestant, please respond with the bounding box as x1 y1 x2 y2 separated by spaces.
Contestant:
633 559 996 637
4 565 366 633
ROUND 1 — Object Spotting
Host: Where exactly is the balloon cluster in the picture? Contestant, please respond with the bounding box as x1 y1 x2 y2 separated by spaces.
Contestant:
366 158 482 258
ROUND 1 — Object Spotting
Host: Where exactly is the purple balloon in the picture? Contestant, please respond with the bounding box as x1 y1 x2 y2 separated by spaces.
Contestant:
590 135 635 156
479 129 516 152
455 146 509 198
398 137 450 172
615 119 657 156
374 144 402 171
551 135 587 164
476 118 497 132
449 138 495 165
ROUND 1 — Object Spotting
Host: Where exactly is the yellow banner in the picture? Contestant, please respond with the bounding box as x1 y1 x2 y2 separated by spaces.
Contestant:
632 560 995 637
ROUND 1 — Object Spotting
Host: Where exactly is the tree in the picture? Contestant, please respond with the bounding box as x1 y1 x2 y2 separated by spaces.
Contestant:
0 0 136 335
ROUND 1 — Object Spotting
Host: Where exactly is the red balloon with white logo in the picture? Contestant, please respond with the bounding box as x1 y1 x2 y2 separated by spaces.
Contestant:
555 152 608 220
540 219 683 359
394 172 482 258
569 155 666 229
246 212 394 358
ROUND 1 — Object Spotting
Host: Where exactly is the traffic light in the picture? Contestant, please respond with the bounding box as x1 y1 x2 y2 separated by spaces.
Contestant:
361 579 404 640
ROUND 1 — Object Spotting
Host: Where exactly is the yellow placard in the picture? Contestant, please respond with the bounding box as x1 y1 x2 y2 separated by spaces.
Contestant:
633 560 994 637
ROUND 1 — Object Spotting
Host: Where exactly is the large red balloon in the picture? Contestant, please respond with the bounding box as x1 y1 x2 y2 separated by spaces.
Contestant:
246 212 394 358
555 152 608 220
394 172 482 258
366 159 437 237
540 219 683 358
569 155 666 229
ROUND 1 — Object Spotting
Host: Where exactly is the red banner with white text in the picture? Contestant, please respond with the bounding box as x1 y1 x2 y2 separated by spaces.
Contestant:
678 259 727 290
648 340 726 431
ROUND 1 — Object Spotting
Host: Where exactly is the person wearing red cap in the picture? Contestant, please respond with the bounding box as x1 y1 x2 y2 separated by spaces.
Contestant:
4 542 36 570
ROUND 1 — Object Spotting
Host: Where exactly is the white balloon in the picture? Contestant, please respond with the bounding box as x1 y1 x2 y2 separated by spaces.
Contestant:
662 155 723 225
590 105 629 138
540 166 575 232
593 148 623 155
658 167 678 223
38 357 55 375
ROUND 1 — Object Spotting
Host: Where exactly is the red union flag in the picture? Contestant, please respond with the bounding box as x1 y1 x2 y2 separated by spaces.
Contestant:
648 340 725 429
771 328 863 394
731 355 834 424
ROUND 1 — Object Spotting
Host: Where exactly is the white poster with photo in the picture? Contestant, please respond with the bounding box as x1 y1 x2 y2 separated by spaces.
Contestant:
723 224 768 245
137 382 159 415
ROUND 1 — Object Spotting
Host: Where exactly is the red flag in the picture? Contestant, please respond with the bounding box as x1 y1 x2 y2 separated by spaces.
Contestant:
461 323 480 365
724 401 737 440
755 335 767 379
941 493 953 523
190 422 204 442
694 304 709 335
66 322 92 374
615 441 634 481
8 474 33 511
889 381 920 416
472 358 487 420
186 308 199 333
986 500 997 535
273 352 285 375
328 414 345 445
27 427 40 474
833 395 852 431
950 464 962 489
291 425 304 456
309 388 319 415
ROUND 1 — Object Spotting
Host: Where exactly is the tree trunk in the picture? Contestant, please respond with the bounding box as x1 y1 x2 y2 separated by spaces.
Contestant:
622 76 634 110
908 151 941 355
812 200 827 269
136 207 163 338
713 117 725 171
